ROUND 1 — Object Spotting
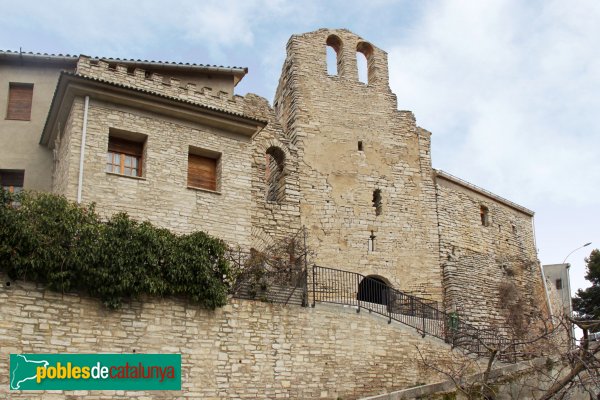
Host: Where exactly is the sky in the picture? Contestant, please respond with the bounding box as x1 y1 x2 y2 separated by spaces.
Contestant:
1 0 597 298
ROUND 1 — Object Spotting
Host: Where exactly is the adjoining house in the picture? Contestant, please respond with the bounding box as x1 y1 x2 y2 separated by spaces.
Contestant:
543 263 573 317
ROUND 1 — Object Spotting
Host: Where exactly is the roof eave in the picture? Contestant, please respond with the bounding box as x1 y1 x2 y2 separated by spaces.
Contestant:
1 51 248 84
41 73 266 148
0 51 78 66
434 169 535 216
93 57 248 84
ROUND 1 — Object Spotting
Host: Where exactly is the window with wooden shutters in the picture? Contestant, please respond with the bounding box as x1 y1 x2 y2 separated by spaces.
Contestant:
188 153 218 191
0 170 24 193
106 136 144 177
6 83 34 121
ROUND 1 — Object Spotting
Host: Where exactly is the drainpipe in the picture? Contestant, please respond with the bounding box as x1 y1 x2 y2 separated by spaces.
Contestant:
76 96 90 203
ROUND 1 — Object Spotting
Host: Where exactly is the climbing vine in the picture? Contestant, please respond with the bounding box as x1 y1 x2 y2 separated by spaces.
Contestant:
0 190 231 309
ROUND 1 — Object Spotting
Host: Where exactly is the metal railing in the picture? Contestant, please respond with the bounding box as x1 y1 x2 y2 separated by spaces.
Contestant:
229 227 309 307
226 223 520 362
312 265 519 362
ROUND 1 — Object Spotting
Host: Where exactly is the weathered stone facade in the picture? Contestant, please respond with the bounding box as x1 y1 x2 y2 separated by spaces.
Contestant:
270 30 443 300
0 28 552 398
42 57 269 247
11 30 544 312
435 172 544 333
54 96 257 246
0 273 470 399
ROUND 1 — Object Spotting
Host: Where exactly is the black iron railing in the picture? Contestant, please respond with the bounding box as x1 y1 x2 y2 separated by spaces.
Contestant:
229 227 309 307
311 265 519 362
228 233 521 362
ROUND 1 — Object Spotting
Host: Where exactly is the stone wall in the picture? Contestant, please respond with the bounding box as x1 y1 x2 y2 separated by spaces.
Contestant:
1 274 471 399
272 29 442 301
250 129 303 250
76 56 247 113
435 173 547 333
362 357 588 400
0 27 560 400
54 97 255 247
49 29 547 317
51 96 81 196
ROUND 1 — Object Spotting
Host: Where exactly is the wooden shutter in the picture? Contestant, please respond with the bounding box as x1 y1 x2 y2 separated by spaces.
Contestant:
108 137 143 156
0 170 24 190
7 83 33 120
188 154 217 191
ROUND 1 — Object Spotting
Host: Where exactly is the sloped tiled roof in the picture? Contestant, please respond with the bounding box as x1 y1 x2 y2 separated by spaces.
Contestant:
40 71 267 146
0 50 247 73
0 49 77 58
61 71 265 123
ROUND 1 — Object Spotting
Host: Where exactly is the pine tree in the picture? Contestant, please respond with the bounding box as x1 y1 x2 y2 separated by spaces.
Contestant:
572 249 600 321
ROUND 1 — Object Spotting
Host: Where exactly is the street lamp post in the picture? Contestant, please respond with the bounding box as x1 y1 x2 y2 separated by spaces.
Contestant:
562 242 592 312
562 242 592 346
563 242 592 264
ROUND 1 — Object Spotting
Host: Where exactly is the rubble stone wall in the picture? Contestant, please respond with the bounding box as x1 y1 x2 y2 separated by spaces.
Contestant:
54 97 254 247
272 29 442 300
0 274 467 400
435 174 546 332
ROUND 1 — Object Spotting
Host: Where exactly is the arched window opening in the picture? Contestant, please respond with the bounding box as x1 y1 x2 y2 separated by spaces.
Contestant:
356 41 374 84
326 46 338 76
357 275 389 305
326 35 342 76
265 146 286 203
356 51 368 84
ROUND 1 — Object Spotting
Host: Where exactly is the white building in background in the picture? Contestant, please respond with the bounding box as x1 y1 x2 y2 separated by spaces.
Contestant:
543 263 573 318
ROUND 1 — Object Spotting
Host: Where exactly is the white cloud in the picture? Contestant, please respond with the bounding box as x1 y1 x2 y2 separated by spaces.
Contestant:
0 0 297 58
180 0 296 48
388 0 600 206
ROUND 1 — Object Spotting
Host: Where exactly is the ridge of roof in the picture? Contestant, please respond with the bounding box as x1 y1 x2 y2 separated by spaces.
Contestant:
434 169 534 216
0 50 247 72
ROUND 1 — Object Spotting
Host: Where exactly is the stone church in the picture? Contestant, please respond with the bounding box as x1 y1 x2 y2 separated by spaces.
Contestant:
0 29 552 398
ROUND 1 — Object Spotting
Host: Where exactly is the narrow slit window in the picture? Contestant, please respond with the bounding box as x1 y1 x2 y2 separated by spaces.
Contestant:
373 189 382 216
480 205 489 226
265 146 285 203
368 231 376 252
358 141 364 151
555 279 562 290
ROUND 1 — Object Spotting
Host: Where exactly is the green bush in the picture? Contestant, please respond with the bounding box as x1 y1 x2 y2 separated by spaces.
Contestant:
0 190 231 309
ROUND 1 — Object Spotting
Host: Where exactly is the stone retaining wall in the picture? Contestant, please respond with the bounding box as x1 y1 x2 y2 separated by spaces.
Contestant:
1 274 467 399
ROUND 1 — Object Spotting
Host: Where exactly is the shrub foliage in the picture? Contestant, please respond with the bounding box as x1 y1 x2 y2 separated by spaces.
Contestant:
0 190 231 309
